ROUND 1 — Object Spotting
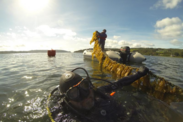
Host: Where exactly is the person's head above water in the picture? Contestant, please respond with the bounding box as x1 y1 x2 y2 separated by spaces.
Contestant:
58 66 149 112
103 29 106 33
59 71 95 110
59 71 82 93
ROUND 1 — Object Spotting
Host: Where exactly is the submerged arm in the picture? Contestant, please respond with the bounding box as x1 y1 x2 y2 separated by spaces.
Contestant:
98 66 149 93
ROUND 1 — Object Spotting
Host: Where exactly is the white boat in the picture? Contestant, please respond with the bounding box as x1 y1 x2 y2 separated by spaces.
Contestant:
83 46 146 63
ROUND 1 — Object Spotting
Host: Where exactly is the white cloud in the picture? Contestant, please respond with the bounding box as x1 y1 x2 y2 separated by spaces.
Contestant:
155 17 182 27
105 39 118 48
24 30 40 38
133 40 155 47
170 39 182 46
118 40 131 46
105 39 155 49
118 40 134 48
140 41 155 47
113 36 121 39
106 39 118 44
0 26 92 51
132 43 142 48
155 17 183 39
152 0 182 9
36 25 76 37
145 43 155 47
7 32 17 38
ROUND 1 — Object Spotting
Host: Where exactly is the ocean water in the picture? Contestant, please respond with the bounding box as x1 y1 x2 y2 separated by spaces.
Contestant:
0 52 183 122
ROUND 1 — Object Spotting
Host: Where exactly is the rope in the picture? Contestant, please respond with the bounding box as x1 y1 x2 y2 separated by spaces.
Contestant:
47 93 55 122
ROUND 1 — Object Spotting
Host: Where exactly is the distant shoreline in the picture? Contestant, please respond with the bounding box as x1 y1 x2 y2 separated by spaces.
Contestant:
0 50 71 54
1 48 183 58
74 48 183 58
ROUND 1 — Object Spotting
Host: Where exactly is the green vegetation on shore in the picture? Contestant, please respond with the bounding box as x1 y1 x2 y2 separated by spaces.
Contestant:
131 48 183 58
74 48 183 58
0 50 70 54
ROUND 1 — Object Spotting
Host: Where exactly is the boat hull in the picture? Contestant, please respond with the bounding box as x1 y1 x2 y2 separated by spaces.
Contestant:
83 50 146 63
48 50 56 57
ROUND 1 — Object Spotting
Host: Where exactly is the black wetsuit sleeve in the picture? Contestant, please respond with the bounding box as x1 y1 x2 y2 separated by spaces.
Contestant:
98 72 142 93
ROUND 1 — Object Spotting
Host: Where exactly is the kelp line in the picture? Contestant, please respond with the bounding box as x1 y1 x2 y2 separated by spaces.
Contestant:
90 31 183 104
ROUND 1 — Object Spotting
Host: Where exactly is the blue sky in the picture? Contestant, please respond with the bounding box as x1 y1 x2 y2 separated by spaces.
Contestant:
0 0 183 51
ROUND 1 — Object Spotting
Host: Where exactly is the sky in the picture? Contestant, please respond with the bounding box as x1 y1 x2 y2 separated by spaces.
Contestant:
0 0 183 52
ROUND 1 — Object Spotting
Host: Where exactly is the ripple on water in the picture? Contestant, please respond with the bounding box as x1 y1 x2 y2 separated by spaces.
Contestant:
144 56 183 87
0 87 49 121
0 53 183 122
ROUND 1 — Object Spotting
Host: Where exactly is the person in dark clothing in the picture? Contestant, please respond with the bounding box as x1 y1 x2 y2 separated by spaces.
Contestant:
119 46 131 64
96 29 107 51
49 66 149 122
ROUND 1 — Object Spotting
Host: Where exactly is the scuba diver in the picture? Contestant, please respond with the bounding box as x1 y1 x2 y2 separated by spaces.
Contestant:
48 66 149 122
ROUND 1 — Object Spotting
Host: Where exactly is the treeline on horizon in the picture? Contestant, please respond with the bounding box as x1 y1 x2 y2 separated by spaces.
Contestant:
131 48 183 57
0 50 70 54
75 48 183 58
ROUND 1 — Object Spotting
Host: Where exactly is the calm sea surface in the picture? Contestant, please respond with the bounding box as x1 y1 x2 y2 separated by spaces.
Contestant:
0 52 183 122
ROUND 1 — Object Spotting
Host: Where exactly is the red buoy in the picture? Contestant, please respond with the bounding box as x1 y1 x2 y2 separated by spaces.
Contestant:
47 49 56 57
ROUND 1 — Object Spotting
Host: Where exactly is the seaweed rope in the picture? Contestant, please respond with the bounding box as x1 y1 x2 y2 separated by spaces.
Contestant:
47 94 55 122
90 31 183 104
46 87 58 122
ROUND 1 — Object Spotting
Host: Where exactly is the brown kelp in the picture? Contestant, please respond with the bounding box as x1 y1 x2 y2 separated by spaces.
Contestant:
90 31 183 104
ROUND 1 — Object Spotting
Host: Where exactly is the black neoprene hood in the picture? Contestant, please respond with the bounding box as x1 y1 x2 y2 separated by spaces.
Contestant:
59 71 82 93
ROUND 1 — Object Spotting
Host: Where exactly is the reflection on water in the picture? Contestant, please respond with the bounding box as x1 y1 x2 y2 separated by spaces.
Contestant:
0 53 183 122
143 56 183 88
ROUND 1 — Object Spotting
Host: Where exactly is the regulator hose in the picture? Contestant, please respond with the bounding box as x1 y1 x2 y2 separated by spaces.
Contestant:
46 67 115 122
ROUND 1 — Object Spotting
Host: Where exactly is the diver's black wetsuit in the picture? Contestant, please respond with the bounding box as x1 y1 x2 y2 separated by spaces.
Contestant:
51 71 145 122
